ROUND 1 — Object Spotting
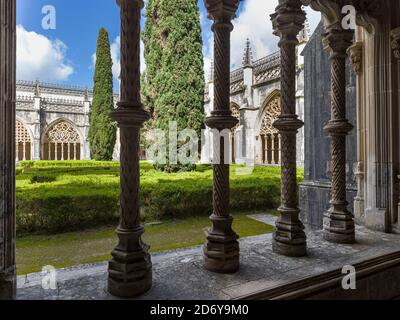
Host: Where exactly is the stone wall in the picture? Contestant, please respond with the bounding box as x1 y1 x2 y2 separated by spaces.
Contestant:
299 22 357 230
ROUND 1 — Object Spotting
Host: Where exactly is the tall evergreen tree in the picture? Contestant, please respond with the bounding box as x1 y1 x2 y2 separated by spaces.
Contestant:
89 28 117 161
143 0 205 170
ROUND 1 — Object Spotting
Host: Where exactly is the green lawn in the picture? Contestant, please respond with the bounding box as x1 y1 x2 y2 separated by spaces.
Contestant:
16 212 274 275
15 161 303 275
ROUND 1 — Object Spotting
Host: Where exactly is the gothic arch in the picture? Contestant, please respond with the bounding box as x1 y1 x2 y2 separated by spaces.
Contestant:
15 118 33 161
256 90 281 165
42 119 83 160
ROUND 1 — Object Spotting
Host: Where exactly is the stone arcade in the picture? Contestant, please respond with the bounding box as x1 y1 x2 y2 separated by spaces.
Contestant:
2 0 400 300
14 80 120 162
202 33 309 167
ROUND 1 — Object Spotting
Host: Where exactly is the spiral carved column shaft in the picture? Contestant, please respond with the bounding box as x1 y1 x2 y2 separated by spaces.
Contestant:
271 0 307 257
108 0 152 298
323 29 355 244
119 0 140 103
203 11 240 273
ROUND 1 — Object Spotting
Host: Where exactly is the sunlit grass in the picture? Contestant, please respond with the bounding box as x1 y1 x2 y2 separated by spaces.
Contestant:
17 212 274 275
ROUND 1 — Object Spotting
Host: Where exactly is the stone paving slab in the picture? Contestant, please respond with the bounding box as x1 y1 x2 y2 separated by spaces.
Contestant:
16 214 400 300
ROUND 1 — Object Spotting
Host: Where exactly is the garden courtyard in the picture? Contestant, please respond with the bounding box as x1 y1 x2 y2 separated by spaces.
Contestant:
15 161 298 275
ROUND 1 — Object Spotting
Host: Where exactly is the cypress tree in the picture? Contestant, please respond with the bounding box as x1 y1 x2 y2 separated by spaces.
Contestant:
143 0 205 171
89 28 117 161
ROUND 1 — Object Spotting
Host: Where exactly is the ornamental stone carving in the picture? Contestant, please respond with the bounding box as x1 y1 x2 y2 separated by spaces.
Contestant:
260 95 281 136
391 27 400 60
348 42 363 74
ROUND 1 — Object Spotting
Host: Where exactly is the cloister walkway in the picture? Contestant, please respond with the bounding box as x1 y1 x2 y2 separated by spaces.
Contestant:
17 214 400 300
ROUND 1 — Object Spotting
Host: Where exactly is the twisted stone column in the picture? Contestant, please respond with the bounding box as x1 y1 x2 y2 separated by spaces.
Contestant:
203 0 240 273
0 0 16 300
271 0 306 257
108 0 152 297
323 28 355 243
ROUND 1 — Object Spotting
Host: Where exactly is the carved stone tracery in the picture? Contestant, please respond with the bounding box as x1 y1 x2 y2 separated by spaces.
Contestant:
44 121 81 161
16 121 32 161
260 94 281 165
45 121 80 144
260 95 281 136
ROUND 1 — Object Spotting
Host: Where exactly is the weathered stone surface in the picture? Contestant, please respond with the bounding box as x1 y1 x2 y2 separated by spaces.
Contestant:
16 215 400 300
300 22 357 230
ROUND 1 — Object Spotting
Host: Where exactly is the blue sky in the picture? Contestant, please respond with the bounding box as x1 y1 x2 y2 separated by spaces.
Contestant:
16 0 320 89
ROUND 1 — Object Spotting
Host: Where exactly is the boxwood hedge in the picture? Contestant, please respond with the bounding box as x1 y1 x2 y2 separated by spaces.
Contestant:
16 161 303 235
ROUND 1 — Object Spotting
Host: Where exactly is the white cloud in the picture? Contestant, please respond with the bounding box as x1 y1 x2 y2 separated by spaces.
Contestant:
16 25 73 82
202 0 321 77
230 0 280 69
110 36 121 81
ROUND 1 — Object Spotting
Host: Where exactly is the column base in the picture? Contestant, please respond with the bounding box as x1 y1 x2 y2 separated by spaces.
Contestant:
108 227 152 298
203 215 240 274
323 205 355 244
272 234 307 257
272 239 307 257
272 208 307 257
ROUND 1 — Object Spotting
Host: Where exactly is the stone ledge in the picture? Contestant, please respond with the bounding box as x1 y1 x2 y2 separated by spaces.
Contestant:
16 223 400 300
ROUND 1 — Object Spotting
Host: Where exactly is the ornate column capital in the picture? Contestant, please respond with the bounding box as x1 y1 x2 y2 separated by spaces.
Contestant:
348 41 363 74
271 0 306 45
323 27 354 58
391 27 400 60
204 0 240 23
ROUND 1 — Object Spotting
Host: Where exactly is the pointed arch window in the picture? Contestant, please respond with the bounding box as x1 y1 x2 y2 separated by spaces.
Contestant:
260 94 281 165
16 120 32 161
43 121 81 160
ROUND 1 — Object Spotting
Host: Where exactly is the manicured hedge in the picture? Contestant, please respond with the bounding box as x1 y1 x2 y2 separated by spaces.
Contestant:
16 161 303 235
